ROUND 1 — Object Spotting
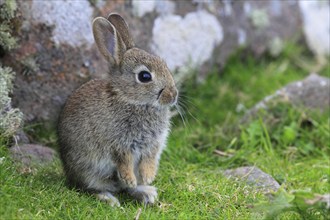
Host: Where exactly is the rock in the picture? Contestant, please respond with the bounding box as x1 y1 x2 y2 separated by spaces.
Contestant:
299 1 330 60
282 74 330 110
223 166 280 194
152 10 223 72
6 1 108 125
132 0 157 17
9 144 56 166
246 74 330 120
29 0 94 48
2 0 322 126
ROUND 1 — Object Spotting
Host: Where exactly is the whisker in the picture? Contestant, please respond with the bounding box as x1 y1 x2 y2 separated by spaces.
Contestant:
186 108 199 123
178 94 198 109
178 97 199 123
171 89 201 127
175 104 187 128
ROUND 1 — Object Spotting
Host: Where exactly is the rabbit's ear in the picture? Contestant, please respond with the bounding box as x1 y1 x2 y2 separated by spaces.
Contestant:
93 17 126 65
107 13 135 49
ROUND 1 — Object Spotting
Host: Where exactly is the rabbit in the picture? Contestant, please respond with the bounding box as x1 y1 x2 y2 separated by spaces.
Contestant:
57 13 178 207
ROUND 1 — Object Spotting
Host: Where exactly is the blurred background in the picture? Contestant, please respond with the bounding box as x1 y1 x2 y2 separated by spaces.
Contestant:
1 0 329 130
0 1 329 218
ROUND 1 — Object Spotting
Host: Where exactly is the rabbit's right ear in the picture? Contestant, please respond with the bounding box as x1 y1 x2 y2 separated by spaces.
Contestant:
93 17 126 65
107 13 135 49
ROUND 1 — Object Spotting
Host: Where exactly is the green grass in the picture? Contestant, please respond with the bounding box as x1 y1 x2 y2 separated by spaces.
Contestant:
1 48 329 219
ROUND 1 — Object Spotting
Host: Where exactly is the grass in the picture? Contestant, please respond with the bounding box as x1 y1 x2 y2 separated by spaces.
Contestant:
1 46 329 219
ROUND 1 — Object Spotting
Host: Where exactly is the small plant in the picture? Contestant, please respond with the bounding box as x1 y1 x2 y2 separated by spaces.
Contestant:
254 189 330 219
21 56 40 76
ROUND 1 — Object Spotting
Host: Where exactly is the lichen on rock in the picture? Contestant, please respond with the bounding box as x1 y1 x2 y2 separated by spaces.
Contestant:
0 66 23 138
152 10 223 72
250 9 270 29
0 0 18 51
299 1 330 61
28 0 94 48
132 0 156 17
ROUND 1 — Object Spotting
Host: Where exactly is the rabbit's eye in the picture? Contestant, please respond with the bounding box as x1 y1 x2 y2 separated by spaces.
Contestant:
138 71 152 83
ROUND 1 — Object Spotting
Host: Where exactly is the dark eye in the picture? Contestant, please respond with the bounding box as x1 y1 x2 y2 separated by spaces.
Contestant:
138 71 152 83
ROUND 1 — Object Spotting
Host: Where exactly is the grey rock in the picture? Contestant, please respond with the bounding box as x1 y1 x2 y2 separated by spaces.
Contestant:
299 1 330 59
10 144 56 166
246 74 330 120
282 74 330 110
223 166 280 193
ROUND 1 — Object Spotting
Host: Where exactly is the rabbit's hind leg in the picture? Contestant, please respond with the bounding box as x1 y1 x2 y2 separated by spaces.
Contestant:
128 185 158 204
95 191 120 207
85 171 122 207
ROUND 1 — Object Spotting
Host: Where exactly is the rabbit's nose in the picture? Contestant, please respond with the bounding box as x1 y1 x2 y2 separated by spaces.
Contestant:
158 87 178 106
167 87 178 106
171 88 178 105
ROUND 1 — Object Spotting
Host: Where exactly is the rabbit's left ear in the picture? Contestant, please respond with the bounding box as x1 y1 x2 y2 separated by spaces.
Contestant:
107 13 135 49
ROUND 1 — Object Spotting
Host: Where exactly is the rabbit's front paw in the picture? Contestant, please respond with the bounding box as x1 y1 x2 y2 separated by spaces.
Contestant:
139 161 156 185
118 170 137 188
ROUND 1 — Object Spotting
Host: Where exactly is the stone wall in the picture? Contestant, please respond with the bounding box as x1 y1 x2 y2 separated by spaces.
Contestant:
0 0 329 126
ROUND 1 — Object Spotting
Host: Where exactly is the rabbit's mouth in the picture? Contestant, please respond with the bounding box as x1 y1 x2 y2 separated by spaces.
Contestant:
157 88 165 100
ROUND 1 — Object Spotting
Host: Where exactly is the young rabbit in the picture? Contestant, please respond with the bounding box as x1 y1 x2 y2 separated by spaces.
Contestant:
57 13 178 206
